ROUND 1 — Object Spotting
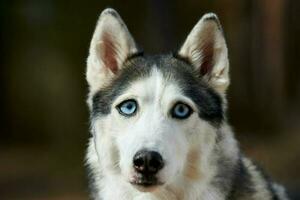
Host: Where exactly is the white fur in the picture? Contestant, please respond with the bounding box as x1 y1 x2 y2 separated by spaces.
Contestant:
86 65 239 199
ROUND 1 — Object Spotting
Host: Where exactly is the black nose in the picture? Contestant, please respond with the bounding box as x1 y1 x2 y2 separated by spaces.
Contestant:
133 150 164 175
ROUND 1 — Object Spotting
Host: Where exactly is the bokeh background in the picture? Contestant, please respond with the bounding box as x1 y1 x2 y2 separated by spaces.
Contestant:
1 0 299 199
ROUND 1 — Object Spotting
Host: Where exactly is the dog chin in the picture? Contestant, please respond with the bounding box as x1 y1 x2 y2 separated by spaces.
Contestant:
132 183 162 192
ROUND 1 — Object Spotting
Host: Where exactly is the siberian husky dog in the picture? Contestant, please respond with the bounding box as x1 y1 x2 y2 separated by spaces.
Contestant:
85 8 289 200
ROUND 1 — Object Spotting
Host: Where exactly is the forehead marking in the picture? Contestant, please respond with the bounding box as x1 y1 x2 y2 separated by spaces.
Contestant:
121 66 165 102
151 66 165 105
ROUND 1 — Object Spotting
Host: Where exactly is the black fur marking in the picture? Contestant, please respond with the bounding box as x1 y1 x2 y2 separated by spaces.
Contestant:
92 54 224 126
172 51 192 66
226 158 286 200
211 148 237 197
102 8 119 18
159 55 224 126
265 179 281 200
255 163 282 200
85 162 103 200
226 157 255 199
92 56 152 118
127 51 144 61
203 15 218 21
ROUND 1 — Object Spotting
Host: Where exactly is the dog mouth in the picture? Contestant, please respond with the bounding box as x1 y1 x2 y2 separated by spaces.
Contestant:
130 178 163 187
130 175 164 191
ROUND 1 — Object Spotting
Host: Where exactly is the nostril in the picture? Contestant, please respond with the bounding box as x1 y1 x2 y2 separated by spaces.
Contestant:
134 157 144 167
148 152 164 173
133 156 145 171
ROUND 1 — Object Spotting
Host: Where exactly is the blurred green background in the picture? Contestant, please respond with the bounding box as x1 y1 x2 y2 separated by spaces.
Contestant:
1 0 299 199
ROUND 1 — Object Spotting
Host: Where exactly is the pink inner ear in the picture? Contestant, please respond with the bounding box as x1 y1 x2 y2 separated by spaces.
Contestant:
199 41 214 76
102 32 118 74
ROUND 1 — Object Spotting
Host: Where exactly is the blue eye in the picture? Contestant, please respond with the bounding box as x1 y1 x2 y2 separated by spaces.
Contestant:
171 103 192 119
117 99 137 116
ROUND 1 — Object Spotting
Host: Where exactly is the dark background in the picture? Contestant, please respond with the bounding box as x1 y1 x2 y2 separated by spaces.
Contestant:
1 0 299 199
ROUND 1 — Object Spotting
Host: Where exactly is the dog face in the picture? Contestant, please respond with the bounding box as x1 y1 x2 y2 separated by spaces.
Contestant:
86 9 229 192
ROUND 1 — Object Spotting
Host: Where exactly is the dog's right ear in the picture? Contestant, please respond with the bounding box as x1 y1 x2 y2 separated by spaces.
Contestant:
86 8 138 91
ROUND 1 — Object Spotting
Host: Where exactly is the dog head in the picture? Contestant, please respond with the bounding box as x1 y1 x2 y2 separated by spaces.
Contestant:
86 8 229 192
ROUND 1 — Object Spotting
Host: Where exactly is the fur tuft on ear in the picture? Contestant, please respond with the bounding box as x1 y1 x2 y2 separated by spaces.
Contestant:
178 13 230 93
86 8 138 92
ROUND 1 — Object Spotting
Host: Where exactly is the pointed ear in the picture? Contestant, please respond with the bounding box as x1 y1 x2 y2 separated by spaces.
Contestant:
86 8 138 91
178 13 229 93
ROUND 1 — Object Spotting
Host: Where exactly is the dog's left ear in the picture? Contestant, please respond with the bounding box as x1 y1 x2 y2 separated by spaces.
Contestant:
178 13 229 93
